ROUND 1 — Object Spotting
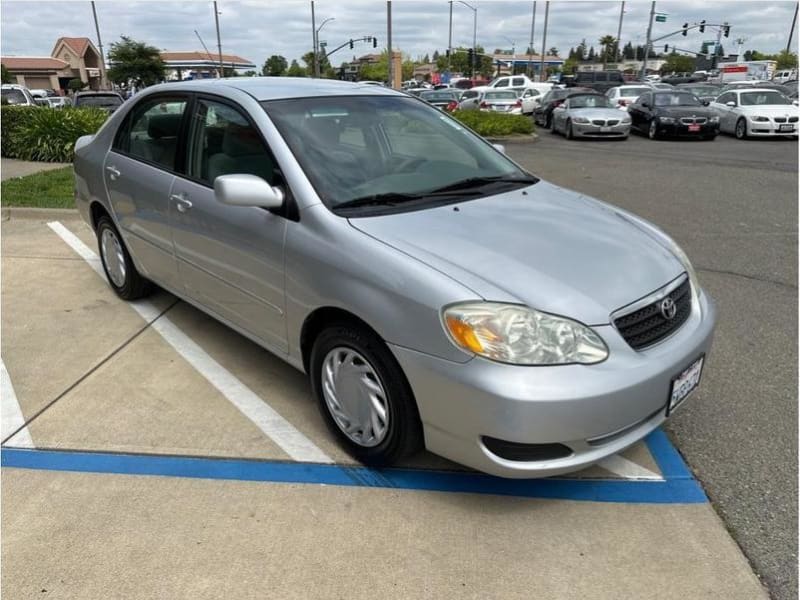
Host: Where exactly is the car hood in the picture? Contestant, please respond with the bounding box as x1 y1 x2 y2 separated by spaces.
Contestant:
568 107 627 119
736 104 798 115
349 181 684 325
655 105 717 118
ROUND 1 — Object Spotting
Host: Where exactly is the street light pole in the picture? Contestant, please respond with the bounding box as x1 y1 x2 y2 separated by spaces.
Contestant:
456 1 477 77
787 2 798 54
448 0 453 71
615 1 625 65
387 1 393 88
640 1 656 80
213 1 224 78
311 1 317 78
527 2 537 77
538 1 549 82
315 17 335 78
90 1 107 89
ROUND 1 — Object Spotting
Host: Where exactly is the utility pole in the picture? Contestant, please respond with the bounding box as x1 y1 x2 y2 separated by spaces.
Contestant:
387 1 393 87
640 1 656 79
615 1 625 65
90 1 107 89
213 1 224 78
712 21 724 70
527 1 536 77
538 1 549 82
311 1 317 78
788 2 798 53
448 0 453 71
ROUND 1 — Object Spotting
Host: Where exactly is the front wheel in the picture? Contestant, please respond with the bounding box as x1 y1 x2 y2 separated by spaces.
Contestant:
648 119 659 140
565 120 574 140
735 118 747 139
96 216 153 300
310 323 423 466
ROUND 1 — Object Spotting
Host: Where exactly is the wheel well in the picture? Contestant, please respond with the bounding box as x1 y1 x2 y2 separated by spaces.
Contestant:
299 307 384 373
90 201 110 231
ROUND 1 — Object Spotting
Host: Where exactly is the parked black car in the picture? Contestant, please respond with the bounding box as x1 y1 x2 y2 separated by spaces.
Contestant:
675 83 722 103
564 70 625 93
73 91 124 114
661 72 706 85
628 90 720 140
533 87 596 128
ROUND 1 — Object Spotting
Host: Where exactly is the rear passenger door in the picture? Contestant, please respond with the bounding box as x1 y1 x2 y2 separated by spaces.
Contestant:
169 95 289 353
105 94 189 290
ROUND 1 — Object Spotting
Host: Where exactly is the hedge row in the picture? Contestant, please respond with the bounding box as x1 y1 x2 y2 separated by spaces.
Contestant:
1 105 108 163
451 109 535 137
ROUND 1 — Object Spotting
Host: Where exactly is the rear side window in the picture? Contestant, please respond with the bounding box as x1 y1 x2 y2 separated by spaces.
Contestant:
610 72 624 82
114 97 187 170
576 72 593 82
595 72 609 82
512 77 525 87
495 78 509 88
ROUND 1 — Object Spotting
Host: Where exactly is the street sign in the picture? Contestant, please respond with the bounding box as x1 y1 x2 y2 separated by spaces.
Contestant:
655 14 667 22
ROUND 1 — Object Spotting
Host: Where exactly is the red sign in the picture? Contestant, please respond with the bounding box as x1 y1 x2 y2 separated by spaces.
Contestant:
722 65 748 73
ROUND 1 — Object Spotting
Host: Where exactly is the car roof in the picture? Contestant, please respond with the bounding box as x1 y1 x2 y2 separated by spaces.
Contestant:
140 77 404 101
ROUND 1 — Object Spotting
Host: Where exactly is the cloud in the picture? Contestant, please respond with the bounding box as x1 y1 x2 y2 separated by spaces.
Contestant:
1 0 796 68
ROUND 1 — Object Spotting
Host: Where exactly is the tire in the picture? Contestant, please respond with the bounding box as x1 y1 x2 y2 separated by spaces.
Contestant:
545 114 552 129
96 215 153 300
735 118 747 139
309 322 423 466
565 119 574 140
648 119 659 140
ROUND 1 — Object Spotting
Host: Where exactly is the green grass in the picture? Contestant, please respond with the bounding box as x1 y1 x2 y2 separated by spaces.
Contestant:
1 166 74 208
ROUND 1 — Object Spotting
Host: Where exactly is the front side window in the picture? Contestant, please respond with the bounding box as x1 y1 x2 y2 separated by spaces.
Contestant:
262 96 532 212
739 91 791 106
494 78 509 88
654 92 702 107
621 87 650 98
188 99 276 185
115 97 187 170
569 95 613 109
1 89 27 105
512 78 525 87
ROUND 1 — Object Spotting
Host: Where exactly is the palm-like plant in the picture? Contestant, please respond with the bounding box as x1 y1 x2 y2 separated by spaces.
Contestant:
599 35 617 70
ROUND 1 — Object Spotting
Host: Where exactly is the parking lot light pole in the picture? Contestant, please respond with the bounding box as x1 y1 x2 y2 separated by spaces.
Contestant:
615 1 625 64
90 1 107 89
311 1 317 78
387 1 393 88
448 1 453 71
214 1 224 78
640 1 656 80
315 16 335 78
457 1 477 77
538 1 549 82
527 1 536 77
788 2 798 53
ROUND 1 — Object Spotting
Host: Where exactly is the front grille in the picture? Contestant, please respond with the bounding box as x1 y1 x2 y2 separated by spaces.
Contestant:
680 117 707 125
592 119 606 126
607 119 620 126
774 117 787 123
790 116 799 123
613 278 692 350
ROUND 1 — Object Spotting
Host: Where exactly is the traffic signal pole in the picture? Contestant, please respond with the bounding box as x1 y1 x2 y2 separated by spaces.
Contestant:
640 1 656 80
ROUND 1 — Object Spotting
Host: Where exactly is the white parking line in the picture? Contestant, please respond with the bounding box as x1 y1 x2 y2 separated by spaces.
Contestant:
47 221 333 464
597 454 663 480
1 358 35 448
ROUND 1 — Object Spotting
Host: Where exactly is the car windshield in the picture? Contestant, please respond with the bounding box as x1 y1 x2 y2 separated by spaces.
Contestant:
485 91 517 100
739 91 791 106
77 95 122 107
620 87 650 97
262 96 533 210
654 92 702 106
684 86 718 95
421 91 457 101
1 89 27 105
569 95 612 108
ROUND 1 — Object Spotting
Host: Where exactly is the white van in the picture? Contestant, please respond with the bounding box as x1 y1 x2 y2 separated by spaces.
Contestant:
773 70 797 83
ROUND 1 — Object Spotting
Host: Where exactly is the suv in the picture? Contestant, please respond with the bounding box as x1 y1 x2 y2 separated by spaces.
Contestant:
73 91 124 114
566 70 625 93
1 84 37 106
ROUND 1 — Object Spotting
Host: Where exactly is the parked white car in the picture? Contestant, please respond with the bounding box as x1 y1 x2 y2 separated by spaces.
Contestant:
479 89 523 114
457 88 482 110
606 85 654 110
486 74 553 95
519 87 542 114
710 88 799 138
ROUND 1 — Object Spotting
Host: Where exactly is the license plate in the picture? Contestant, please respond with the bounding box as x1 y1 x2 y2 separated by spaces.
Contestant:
688 124 700 132
667 355 704 415
600 126 612 132
779 124 794 132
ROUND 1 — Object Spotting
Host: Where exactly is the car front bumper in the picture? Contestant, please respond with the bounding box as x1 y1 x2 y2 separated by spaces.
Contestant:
656 121 719 137
390 289 716 479
747 120 798 136
572 122 631 138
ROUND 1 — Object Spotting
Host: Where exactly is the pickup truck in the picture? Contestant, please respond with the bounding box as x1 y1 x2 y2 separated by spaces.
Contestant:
564 70 625 93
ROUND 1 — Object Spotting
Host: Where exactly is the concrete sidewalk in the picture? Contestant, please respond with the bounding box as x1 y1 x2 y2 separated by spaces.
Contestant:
1 158 70 181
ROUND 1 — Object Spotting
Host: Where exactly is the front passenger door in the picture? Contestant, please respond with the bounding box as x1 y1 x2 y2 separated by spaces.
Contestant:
170 97 289 353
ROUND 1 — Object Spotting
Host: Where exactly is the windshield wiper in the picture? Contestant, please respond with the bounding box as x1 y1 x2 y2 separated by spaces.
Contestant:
334 192 424 210
426 174 539 194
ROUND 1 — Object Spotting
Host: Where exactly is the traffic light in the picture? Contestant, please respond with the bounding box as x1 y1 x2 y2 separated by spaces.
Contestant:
698 20 706 33
682 23 688 36
446 49 451 57
467 48 474 68
664 44 669 53
373 36 378 48
723 25 730 38
349 39 354 49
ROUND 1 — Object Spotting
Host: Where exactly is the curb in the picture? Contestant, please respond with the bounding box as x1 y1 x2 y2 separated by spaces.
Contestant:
486 133 539 144
1 206 80 222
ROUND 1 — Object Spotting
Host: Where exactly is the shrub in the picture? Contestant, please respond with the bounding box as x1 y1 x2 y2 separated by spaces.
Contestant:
1 105 108 162
451 110 534 137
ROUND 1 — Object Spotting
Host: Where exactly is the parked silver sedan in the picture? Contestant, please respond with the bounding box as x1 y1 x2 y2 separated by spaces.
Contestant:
552 93 632 139
73 78 715 478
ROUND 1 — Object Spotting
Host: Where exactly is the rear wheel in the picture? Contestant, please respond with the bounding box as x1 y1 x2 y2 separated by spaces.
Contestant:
96 216 153 300
735 118 747 139
310 323 423 466
565 120 574 140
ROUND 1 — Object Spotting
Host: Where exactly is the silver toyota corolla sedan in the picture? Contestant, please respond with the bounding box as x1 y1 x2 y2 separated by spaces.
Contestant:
73 78 716 478
551 93 632 139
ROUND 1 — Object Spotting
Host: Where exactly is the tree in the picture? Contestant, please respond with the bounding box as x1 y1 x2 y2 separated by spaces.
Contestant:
598 35 616 69
1 64 11 84
301 50 331 77
67 78 86 92
262 55 288 76
432 50 440 61
422 53 430 63
622 41 634 59
548 47 559 57
587 46 596 62
243 70 257 77
106 35 166 88
575 39 587 61
562 56 579 74
286 59 306 77
661 54 695 74
774 49 798 70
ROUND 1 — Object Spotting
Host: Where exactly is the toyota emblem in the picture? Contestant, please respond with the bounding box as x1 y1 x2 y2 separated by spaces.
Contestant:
660 297 677 320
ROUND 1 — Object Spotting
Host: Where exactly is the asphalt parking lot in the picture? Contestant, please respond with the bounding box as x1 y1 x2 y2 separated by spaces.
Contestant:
508 131 798 600
1 131 794 599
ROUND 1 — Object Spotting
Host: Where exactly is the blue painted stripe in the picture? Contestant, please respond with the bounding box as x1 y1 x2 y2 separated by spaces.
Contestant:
645 428 696 480
1 437 705 504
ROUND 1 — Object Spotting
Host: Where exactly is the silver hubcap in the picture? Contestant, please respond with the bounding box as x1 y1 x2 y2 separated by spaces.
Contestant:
649 121 657 138
100 228 126 287
736 121 745 137
321 347 389 447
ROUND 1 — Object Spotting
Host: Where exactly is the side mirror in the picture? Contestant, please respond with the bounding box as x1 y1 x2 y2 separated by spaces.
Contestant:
214 174 284 209
793 100 799 106
492 143 506 154
726 101 736 107
702 99 710 106
641 102 649 108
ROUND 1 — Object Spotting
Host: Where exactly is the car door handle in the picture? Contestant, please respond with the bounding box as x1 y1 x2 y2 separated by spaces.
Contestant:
170 193 193 213
105 165 120 180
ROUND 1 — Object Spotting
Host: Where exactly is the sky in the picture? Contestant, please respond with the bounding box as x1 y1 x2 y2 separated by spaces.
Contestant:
1 0 797 69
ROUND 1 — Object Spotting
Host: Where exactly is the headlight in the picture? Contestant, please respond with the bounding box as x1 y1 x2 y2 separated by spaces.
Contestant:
751 116 769 122
572 116 590 124
658 117 676 124
442 303 608 365
709 116 719 123
621 117 632 124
